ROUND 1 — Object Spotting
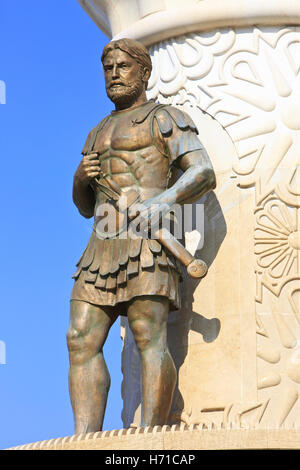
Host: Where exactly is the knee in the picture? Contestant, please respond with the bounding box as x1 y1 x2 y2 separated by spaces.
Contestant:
66 325 98 364
130 318 164 354
66 326 83 352
128 297 169 354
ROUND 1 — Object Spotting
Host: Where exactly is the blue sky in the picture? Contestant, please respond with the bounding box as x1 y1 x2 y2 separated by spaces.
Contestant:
0 0 124 449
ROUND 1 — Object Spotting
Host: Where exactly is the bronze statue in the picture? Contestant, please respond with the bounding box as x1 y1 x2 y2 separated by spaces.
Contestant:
67 38 216 434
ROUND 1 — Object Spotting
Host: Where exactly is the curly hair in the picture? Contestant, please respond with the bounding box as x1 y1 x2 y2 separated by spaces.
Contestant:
101 38 152 86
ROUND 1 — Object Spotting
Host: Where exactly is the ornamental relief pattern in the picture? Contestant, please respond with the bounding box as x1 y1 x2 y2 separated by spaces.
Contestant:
148 27 300 204
255 195 300 301
255 195 300 427
147 26 300 426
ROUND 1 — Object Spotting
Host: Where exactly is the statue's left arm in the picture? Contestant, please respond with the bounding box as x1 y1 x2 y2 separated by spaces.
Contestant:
133 106 216 228
154 147 216 208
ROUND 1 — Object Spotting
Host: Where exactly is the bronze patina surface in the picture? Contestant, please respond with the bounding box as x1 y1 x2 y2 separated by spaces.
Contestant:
68 38 216 433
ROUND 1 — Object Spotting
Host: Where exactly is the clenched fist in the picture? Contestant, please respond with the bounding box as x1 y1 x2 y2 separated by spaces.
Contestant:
74 153 100 187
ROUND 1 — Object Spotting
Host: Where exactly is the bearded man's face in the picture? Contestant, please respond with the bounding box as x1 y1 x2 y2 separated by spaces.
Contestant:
103 49 145 108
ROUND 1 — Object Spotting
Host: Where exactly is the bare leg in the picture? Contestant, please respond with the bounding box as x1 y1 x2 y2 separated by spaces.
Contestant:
67 300 119 434
127 295 176 427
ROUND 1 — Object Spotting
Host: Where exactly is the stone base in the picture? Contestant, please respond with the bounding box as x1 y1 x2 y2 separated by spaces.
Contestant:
7 425 300 450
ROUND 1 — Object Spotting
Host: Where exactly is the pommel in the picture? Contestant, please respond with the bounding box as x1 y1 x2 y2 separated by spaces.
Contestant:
187 259 208 278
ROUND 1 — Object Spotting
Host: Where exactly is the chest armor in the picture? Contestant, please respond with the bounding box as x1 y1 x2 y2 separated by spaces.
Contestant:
81 101 202 238
88 103 176 205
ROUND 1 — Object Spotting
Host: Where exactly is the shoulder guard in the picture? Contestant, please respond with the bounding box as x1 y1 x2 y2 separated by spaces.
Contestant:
131 100 164 125
154 105 198 137
81 115 110 155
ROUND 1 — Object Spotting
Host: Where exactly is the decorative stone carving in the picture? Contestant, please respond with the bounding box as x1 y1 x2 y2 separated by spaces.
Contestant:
147 27 300 203
8 425 300 450
79 0 300 44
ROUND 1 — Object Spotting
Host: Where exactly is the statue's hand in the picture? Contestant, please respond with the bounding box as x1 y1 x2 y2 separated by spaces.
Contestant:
74 153 100 187
128 199 171 236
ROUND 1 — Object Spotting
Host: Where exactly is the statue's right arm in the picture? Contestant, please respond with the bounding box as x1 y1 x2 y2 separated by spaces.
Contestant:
72 153 100 218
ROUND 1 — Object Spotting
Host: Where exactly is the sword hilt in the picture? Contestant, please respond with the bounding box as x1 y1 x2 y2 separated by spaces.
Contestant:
155 228 208 279
186 259 208 278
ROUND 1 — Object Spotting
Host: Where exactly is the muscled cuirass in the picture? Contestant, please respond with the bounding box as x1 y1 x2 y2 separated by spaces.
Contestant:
85 102 179 215
93 107 173 208
82 101 202 213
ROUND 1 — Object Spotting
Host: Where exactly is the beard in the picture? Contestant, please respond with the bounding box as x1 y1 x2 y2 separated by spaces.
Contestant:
106 80 144 108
